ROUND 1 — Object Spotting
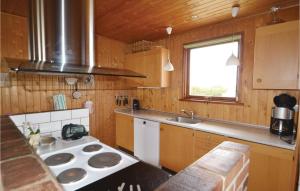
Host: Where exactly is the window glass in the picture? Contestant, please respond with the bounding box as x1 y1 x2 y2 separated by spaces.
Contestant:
185 35 241 101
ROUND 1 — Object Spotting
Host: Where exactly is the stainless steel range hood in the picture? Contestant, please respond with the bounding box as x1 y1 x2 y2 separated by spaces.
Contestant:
5 0 145 78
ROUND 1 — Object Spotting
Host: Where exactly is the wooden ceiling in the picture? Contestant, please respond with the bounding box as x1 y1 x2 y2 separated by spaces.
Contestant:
95 0 299 42
1 0 299 43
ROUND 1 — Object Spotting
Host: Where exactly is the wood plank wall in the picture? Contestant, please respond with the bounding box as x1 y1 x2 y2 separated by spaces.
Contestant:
1 6 299 147
136 6 300 127
0 12 137 146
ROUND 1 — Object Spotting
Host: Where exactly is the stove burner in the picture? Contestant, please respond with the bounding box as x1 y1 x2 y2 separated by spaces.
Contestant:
88 152 122 168
44 153 74 166
83 144 103 152
57 168 87 184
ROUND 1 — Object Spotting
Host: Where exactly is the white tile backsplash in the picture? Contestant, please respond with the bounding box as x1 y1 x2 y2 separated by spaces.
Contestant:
23 128 30 137
61 119 81 127
51 131 62 138
10 109 89 137
39 121 61 133
51 110 71 121
17 126 24 134
9 115 25 126
80 117 89 126
38 123 52 133
26 112 50 124
71 109 89 118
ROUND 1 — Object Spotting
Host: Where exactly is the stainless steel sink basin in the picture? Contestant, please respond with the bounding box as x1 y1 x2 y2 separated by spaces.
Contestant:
167 117 201 124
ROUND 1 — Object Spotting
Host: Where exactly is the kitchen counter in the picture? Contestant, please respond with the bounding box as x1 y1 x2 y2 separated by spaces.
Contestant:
115 108 296 150
0 116 62 190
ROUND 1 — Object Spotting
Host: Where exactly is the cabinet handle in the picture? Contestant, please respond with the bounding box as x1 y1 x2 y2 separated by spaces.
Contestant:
143 121 146 125
256 78 262 83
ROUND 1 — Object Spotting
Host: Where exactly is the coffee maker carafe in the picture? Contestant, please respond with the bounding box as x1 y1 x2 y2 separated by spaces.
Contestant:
270 107 294 135
270 94 296 136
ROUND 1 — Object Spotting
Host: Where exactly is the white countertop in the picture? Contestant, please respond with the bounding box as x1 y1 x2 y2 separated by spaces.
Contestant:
115 108 296 150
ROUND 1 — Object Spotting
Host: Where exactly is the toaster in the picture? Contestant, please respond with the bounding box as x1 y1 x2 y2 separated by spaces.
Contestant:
62 123 88 140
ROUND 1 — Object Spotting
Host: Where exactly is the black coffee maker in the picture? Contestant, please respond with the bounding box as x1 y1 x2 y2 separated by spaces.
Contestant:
270 94 296 136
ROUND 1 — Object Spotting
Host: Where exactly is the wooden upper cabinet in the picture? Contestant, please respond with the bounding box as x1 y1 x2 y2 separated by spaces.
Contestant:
160 123 194 172
253 20 299 89
125 47 170 88
115 114 134 151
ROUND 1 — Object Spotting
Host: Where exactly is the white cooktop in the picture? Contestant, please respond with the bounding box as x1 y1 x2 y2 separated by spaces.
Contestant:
37 136 99 155
37 136 138 191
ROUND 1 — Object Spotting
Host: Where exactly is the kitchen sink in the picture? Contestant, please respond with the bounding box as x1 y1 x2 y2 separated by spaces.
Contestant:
166 116 201 124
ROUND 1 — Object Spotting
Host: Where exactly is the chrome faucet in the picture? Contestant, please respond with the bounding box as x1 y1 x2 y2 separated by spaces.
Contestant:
181 109 195 119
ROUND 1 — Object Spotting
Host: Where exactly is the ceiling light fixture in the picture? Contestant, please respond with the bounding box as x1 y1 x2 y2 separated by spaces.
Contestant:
163 26 175 71
226 5 240 66
231 6 240 17
191 15 199 20
269 6 284 24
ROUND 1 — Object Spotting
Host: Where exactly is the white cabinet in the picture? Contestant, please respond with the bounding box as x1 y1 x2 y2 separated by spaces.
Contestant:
134 118 160 167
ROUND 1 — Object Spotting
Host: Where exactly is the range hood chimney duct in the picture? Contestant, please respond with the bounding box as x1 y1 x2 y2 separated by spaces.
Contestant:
3 0 145 78
29 0 94 69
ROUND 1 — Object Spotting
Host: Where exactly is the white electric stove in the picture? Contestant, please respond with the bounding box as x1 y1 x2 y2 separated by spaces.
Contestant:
37 136 138 191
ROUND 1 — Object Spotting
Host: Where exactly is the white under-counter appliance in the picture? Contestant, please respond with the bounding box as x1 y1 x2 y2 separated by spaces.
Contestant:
134 118 160 167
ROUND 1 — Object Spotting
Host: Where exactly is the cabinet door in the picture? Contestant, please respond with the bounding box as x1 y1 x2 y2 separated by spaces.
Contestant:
124 47 169 87
142 49 162 87
253 20 299 89
193 131 226 160
116 114 134 151
160 124 194 172
228 138 295 191
124 54 144 87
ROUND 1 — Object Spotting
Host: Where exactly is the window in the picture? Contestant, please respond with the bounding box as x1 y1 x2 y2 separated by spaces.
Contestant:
183 34 241 102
